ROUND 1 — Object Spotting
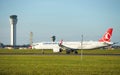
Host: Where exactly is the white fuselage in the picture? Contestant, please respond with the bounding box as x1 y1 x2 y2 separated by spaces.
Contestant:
32 42 59 49
62 41 111 49
32 41 113 52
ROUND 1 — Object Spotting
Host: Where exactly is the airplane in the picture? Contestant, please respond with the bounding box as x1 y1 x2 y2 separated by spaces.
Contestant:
32 28 113 54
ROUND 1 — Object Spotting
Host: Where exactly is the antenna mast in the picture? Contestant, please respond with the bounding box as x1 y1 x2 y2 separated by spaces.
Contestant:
30 32 33 46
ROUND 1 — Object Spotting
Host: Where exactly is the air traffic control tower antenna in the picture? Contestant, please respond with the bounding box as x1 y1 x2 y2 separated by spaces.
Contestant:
9 15 18 47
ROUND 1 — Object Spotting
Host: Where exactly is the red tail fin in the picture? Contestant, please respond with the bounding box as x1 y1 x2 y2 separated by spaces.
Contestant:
99 28 113 42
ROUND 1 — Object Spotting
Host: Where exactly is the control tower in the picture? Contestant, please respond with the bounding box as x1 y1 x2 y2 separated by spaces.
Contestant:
9 15 17 46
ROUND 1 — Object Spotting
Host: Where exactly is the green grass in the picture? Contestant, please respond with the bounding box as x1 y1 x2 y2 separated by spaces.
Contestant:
0 49 120 55
0 55 120 75
0 49 120 75
0 49 53 54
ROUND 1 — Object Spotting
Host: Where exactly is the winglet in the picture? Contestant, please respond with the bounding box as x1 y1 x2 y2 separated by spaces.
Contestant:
99 28 113 42
59 40 63 46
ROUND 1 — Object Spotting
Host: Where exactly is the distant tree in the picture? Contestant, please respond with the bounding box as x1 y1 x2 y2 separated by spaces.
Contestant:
51 36 56 42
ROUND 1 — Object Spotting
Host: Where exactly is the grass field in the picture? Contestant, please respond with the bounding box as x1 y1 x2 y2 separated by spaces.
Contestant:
0 49 120 55
0 49 120 75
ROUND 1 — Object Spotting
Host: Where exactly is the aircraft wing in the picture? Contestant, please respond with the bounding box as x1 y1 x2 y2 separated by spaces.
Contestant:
58 44 72 50
58 43 78 54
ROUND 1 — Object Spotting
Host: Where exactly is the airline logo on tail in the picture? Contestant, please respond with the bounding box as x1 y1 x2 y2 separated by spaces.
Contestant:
99 28 113 42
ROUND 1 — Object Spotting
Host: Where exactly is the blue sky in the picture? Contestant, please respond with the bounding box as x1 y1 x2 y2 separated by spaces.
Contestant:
0 0 120 45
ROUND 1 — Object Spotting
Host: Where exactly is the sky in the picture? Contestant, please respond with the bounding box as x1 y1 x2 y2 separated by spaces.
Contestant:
0 0 120 45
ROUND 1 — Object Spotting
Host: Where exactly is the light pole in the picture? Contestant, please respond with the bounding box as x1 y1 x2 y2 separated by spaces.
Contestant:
30 32 33 46
81 35 83 60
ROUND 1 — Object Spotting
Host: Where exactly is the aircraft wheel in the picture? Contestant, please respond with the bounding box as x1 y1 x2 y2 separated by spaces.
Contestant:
74 51 78 54
59 48 63 52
